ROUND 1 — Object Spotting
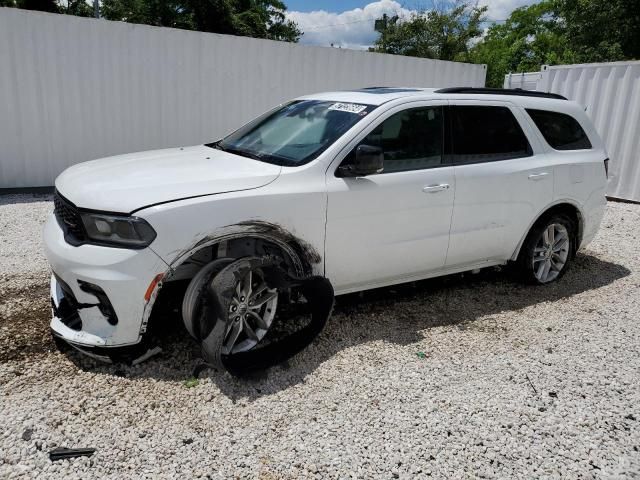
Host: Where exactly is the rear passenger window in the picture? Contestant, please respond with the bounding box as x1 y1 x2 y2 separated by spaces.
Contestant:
526 109 592 150
359 106 443 173
450 106 532 163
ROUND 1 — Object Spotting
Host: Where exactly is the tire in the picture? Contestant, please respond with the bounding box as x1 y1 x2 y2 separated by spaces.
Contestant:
516 213 576 285
200 256 334 375
204 256 280 356
182 257 234 339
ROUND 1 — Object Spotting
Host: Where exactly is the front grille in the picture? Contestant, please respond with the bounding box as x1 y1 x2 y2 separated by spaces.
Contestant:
53 191 86 244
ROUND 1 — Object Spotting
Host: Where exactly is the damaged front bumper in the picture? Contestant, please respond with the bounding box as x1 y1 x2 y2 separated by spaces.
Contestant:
44 213 167 354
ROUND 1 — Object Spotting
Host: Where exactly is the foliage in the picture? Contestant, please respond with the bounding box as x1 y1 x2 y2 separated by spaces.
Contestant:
373 1 487 61
11 0 59 12
555 0 640 63
101 0 301 41
374 0 639 88
469 1 569 87
183 377 199 388
2 0 301 42
1 0 94 14
471 0 640 87
100 0 195 29
61 0 95 17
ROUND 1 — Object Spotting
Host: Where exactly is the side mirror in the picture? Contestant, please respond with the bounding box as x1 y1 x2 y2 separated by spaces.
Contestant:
337 145 384 177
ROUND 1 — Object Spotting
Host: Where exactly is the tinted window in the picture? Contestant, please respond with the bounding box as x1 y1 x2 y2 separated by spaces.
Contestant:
450 106 532 163
526 109 592 150
357 106 443 173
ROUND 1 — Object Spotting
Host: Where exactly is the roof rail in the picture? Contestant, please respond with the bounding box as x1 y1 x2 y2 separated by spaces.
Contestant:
434 87 568 101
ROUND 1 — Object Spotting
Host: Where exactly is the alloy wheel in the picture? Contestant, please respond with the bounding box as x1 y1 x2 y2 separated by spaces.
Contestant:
532 223 570 283
222 268 278 354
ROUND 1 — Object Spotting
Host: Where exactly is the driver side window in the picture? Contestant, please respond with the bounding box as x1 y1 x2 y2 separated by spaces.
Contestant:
357 106 444 173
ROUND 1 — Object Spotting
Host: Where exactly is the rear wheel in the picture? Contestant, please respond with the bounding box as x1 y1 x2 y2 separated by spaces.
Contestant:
516 214 575 284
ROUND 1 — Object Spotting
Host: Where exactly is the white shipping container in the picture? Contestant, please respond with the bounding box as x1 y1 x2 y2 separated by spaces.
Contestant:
0 8 486 188
503 71 542 91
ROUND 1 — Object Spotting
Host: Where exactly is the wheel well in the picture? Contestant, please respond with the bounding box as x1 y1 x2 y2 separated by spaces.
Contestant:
168 236 308 282
537 203 583 244
513 203 583 261
145 235 310 335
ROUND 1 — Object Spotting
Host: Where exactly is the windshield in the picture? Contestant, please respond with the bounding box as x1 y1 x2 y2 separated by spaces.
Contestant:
212 100 376 166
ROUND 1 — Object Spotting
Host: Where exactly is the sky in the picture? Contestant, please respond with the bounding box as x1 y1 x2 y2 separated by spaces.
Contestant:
285 0 541 50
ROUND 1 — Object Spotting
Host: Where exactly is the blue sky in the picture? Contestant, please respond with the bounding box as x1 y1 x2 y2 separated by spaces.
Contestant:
285 0 540 49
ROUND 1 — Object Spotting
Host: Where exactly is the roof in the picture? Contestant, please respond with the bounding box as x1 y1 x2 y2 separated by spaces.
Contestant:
297 86 568 106
297 87 437 106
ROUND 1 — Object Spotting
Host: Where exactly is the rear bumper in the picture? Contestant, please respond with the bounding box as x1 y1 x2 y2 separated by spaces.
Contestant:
44 213 168 348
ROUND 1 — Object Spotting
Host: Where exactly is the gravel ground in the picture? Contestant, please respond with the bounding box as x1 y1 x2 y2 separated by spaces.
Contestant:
1 194 639 479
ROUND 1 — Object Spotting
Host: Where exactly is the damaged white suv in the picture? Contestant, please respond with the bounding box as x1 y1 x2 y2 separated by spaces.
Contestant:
44 87 608 371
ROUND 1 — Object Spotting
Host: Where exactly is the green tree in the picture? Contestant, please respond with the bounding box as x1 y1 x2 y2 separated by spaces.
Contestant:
470 0 639 88
60 0 95 17
101 0 195 29
469 1 569 87
373 1 487 61
555 0 640 62
14 0 59 12
100 0 301 41
2 0 300 42
188 0 300 41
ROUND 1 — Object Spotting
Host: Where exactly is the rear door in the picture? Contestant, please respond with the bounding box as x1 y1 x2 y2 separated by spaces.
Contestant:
325 101 454 293
445 101 553 267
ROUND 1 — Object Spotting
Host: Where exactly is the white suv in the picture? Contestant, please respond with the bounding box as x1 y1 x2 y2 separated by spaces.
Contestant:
44 87 608 370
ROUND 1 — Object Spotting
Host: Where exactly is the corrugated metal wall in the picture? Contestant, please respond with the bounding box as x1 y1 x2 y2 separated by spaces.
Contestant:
505 61 640 203
0 8 486 188
503 71 542 91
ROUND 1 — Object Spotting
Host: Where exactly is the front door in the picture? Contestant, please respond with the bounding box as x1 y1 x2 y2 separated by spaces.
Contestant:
325 103 455 294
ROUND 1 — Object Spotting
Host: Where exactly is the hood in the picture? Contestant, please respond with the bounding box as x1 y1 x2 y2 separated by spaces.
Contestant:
55 145 282 212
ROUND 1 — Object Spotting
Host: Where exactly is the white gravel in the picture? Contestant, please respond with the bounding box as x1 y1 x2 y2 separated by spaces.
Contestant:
0 194 52 279
1 195 639 479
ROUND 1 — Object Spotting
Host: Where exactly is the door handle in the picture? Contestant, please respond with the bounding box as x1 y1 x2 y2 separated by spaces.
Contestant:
422 183 450 193
528 172 549 181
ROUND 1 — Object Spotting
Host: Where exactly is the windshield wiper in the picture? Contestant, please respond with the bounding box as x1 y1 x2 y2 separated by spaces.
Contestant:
206 140 226 151
223 146 265 161
206 141 289 165
206 140 262 160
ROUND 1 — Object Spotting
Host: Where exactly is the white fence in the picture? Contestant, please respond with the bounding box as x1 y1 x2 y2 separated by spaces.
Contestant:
505 61 640 203
0 8 486 188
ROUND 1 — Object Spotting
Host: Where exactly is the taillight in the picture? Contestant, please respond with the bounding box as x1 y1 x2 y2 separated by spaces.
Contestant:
604 158 609 179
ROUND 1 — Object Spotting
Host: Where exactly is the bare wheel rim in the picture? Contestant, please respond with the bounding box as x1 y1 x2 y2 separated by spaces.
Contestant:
532 223 570 283
222 268 278 354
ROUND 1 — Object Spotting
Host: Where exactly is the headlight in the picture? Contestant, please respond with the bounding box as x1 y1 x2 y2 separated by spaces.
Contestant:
80 213 157 248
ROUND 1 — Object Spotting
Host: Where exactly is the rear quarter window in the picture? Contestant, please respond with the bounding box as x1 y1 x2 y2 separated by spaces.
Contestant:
526 109 592 150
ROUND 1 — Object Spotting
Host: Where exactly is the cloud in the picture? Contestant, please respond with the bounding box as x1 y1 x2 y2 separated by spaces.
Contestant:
287 0 414 50
287 0 542 50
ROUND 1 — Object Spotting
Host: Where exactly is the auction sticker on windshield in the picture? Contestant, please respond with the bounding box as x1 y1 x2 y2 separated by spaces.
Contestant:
328 103 368 114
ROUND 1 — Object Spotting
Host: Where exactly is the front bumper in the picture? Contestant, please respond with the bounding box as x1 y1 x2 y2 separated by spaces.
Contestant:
44 213 168 349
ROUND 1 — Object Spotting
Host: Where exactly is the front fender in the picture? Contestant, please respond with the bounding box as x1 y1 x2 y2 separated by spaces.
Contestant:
137 184 327 275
